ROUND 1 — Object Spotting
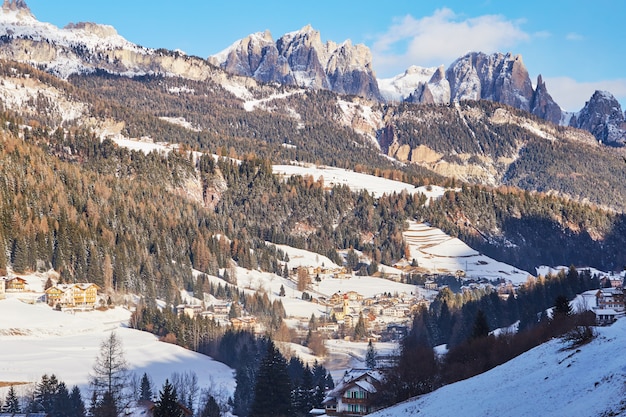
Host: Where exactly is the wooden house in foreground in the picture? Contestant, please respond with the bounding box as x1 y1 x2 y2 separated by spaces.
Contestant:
323 369 384 416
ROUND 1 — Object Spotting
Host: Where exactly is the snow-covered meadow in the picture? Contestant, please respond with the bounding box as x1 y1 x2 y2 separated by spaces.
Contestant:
0 292 235 404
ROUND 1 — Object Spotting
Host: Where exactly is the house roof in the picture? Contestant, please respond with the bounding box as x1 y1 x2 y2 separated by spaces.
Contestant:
355 380 377 393
595 309 618 315
324 368 384 401
45 283 100 294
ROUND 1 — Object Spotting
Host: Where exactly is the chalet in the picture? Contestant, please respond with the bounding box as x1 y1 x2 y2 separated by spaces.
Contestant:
323 369 384 416
596 288 625 312
424 280 438 291
594 308 618 326
45 283 100 308
176 304 204 318
5 276 27 292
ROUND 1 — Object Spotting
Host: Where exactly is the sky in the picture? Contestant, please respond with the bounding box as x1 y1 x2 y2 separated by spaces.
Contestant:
24 0 626 112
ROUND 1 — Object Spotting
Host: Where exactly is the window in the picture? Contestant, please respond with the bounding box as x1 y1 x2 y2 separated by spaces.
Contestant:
345 390 366 399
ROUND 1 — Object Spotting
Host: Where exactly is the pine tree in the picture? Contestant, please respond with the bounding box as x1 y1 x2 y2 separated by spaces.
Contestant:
51 382 72 417
69 385 86 417
353 312 367 340
154 380 183 417
199 394 221 417
30 374 59 412
250 341 293 417
2 385 20 413
279 284 285 297
139 373 153 401
93 391 117 417
471 310 490 340
365 340 377 369
553 295 572 319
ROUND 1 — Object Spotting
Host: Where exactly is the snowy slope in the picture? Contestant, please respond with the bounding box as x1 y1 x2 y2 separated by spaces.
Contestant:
0 296 235 403
370 318 626 417
273 164 532 282
404 221 532 283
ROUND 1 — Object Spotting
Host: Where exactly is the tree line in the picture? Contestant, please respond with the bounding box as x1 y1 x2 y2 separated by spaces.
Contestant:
376 266 599 406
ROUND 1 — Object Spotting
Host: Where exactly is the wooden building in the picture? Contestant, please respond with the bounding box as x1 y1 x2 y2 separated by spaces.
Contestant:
45 283 100 308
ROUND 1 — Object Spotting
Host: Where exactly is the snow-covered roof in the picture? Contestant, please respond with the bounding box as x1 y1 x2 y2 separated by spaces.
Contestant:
355 379 377 393
594 309 618 315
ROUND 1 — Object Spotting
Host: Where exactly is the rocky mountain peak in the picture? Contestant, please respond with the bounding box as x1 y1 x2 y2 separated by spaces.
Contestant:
3 0 29 11
570 90 626 145
530 74 562 125
212 25 381 100
446 52 534 111
64 22 119 39
2 0 33 20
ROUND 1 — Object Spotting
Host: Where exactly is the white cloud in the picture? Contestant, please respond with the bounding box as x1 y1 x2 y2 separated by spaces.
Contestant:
543 76 626 111
565 32 584 41
371 8 530 77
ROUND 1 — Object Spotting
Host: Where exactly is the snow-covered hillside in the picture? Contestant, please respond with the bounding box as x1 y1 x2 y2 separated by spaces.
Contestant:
370 318 626 417
403 221 532 283
0 295 235 404
273 164 532 282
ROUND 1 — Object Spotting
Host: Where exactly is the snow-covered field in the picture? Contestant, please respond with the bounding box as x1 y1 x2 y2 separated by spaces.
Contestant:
404 221 532 284
370 318 626 417
273 164 533 284
273 164 445 199
0 295 235 403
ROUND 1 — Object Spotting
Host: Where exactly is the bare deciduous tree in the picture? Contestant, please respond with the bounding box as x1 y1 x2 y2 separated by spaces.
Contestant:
90 332 130 413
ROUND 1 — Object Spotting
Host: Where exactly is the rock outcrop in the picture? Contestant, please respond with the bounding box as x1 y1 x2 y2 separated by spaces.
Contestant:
530 75 562 125
570 90 626 145
210 25 382 100
446 52 535 111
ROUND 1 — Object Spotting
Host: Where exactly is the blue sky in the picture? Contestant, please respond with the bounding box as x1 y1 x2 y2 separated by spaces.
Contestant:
25 0 626 111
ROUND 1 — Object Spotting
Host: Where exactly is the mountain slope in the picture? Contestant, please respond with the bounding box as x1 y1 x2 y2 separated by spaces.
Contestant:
371 319 626 417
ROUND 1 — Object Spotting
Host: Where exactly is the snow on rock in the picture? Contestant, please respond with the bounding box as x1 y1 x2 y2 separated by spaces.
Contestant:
378 66 437 102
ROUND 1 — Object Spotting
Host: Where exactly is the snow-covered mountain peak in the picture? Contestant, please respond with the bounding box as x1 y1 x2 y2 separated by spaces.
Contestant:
1 0 35 23
0 2 141 54
378 65 439 102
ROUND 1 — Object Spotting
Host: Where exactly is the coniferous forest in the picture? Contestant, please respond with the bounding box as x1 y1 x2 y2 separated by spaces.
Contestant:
2 52 626 416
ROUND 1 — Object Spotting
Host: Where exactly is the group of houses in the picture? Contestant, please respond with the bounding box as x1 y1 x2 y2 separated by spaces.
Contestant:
0 276 101 309
175 298 264 334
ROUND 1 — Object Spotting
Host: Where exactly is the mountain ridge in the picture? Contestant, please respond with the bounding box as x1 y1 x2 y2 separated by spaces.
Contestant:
1 1 624 144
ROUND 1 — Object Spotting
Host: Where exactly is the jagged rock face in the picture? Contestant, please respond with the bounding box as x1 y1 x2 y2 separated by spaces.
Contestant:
211 25 382 100
276 26 331 89
214 30 293 85
0 3 229 81
406 66 450 104
447 52 535 112
3 0 29 11
530 75 562 125
570 90 626 145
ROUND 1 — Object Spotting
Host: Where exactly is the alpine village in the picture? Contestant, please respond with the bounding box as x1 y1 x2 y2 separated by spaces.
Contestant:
1 1 626 416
